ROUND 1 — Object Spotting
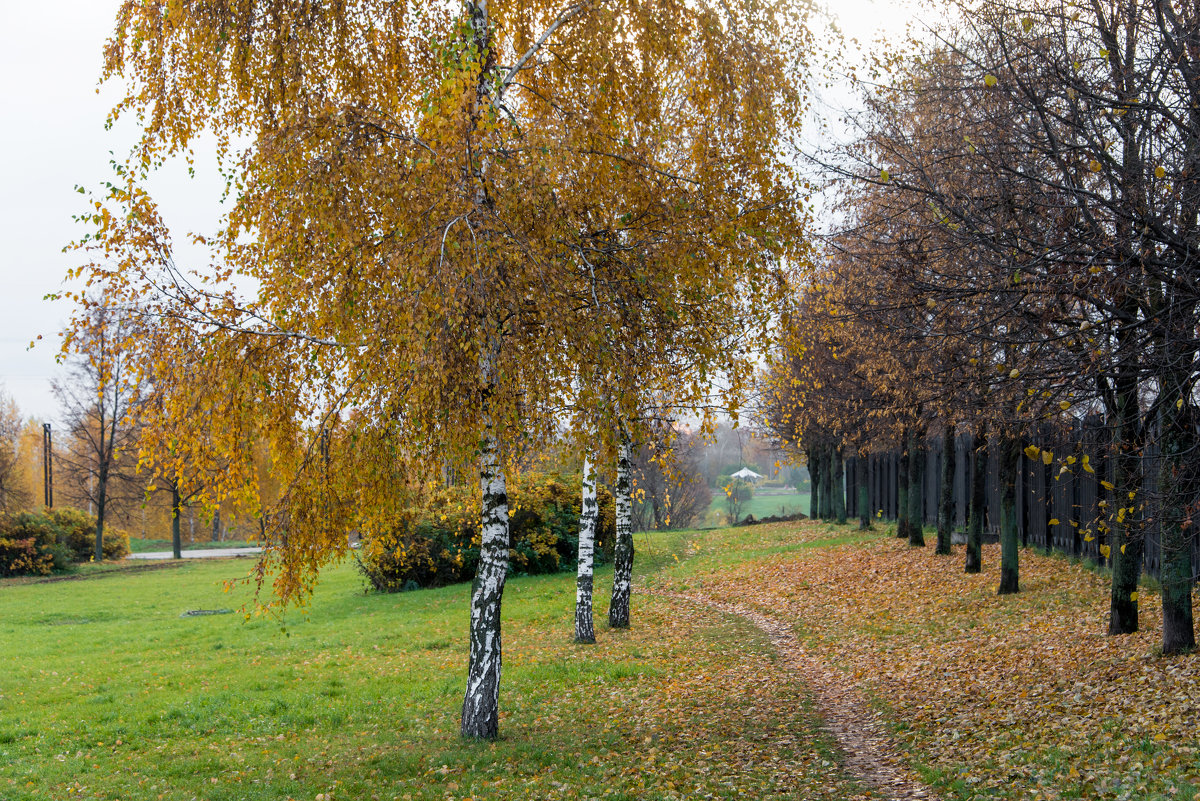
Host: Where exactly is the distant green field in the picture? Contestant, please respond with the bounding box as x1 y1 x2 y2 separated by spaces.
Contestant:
128 538 257 553
703 489 811 526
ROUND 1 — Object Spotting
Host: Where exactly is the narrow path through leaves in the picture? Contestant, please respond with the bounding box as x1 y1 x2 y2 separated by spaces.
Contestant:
650 589 940 801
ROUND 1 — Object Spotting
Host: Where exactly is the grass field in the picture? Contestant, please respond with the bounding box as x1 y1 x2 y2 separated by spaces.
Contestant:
703 489 811 526
127 538 257 553
6 521 1200 801
0 529 865 801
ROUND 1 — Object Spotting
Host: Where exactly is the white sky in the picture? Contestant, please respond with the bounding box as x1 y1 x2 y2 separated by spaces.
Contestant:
0 0 920 422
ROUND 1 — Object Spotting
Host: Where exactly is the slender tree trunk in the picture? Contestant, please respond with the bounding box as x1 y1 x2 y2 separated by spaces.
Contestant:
807 448 820 519
820 445 834 520
172 483 183 560
965 424 987 574
898 428 911 540
857 451 871 531
936 424 955 555
212 508 221 543
575 454 598 644
461 347 510 739
1108 374 1143 635
1158 383 1196 655
997 434 1020 595
608 435 633 629
94 467 108 562
908 427 926 547
833 446 847 525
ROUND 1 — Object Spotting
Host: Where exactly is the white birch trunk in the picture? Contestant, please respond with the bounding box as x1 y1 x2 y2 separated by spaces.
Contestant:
460 416 509 738
608 434 633 629
461 334 510 738
575 454 598 643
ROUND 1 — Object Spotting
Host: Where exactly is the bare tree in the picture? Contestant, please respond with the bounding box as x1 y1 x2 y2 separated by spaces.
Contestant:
54 305 143 561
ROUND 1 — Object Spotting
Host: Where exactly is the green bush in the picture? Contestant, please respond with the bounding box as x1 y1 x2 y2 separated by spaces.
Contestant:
49 507 130 561
0 508 130 576
357 472 616 593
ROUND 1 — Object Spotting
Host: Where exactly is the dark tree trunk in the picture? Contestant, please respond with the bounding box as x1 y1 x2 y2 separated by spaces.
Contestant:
908 427 926 547
807 448 821 520
94 465 108 563
936 424 955 555
1158 383 1197 655
212 508 221 543
833 446 847 525
575 455 598 644
857 451 871 531
171 483 183 560
898 428 911 540
997 434 1020 595
608 437 634 630
965 424 987 574
821 445 834 520
1108 374 1143 635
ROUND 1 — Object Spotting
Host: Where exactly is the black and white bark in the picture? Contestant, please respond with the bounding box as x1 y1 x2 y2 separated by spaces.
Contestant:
461 407 510 738
608 434 633 630
575 453 598 644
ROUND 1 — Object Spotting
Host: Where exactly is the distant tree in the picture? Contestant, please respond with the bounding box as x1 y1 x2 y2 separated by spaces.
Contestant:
54 305 143 562
0 389 31 513
630 423 713 532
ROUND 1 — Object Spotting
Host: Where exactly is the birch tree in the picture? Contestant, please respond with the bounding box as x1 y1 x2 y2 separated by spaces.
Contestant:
72 0 808 739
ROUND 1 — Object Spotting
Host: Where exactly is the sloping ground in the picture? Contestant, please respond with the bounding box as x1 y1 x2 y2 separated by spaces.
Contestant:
0 542 871 800
650 522 1200 801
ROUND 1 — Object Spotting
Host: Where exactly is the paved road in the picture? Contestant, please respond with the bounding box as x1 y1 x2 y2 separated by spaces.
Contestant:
128 547 263 560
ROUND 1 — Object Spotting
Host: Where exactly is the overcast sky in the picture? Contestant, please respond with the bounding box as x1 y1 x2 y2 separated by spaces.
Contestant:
0 0 916 422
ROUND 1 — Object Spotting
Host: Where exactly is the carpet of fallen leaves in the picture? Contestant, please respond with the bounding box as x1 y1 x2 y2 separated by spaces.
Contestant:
655 523 1200 801
492 595 876 800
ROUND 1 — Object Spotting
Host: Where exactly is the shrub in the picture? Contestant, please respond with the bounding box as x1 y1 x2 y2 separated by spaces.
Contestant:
48 507 130 561
0 508 129 576
357 472 616 593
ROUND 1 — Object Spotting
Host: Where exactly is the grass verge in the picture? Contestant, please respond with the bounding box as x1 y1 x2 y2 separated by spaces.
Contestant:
0 531 869 801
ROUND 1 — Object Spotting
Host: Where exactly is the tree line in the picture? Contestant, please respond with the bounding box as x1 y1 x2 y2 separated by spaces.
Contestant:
759 0 1200 656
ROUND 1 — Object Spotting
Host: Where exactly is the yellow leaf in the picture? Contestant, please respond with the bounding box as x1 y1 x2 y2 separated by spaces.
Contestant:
1089 159 1102 172
1022 17 1034 32
1100 544 1111 558
1059 400 1071 410
1066 456 1077 465
1121 543 1127 553
984 74 998 87
1082 455 1095 474
1153 732 1165 741
1042 450 1053 465
1024 445 1041 460
1049 518 1061 526
880 168 890 182
1100 480 1114 490
1131 591 1139 603
1010 368 1020 379
1155 166 1166 179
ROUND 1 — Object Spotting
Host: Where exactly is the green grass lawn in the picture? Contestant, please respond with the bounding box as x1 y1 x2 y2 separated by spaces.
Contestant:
703 489 811 526
127 538 258 553
0 530 866 801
